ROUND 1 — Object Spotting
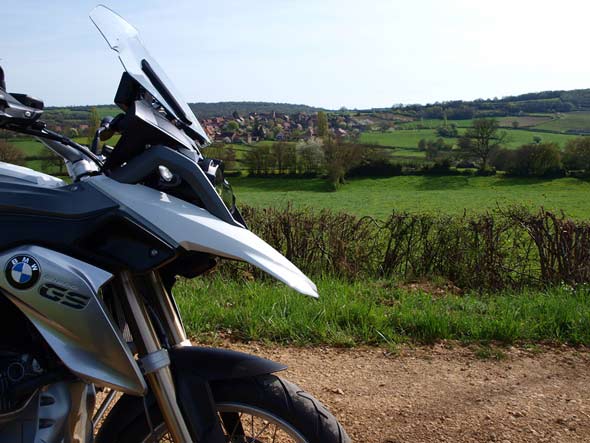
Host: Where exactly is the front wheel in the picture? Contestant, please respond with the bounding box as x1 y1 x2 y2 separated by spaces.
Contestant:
114 375 350 443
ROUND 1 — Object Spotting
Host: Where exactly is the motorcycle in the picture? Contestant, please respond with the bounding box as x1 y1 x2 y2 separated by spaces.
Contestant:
0 6 350 443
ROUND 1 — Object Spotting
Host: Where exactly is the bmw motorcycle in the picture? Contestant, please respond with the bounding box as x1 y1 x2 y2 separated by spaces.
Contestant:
0 6 350 443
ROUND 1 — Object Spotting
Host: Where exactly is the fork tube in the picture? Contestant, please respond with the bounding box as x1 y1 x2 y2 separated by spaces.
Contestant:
120 271 193 443
146 271 191 347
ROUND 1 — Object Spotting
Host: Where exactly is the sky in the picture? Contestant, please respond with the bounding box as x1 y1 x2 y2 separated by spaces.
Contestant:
2 0 590 109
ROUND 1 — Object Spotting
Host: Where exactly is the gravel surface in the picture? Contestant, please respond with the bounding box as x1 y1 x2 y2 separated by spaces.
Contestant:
228 342 590 443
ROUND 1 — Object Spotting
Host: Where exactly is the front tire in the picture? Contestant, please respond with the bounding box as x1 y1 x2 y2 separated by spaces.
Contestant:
107 375 350 443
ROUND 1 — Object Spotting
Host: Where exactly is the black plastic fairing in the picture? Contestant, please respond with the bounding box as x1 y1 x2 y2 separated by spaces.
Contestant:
104 99 197 171
114 72 140 111
0 181 178 272
0 181 116 218
10 94 43 110
0 66 5 91
108 145 243 228
141 59 191 126
0 90 43 129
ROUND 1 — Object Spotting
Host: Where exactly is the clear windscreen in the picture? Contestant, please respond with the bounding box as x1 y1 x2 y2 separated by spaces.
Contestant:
89 5 210 145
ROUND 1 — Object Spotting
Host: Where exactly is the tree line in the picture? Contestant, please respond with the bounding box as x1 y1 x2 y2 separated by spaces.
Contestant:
220 117 590 188
422 118 590 178
395 88 590 120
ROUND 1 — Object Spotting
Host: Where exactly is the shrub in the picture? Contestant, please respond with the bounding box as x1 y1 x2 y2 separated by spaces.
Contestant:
421 159 455 175
563 137 590 172
219 206 590 290
0 140 25 166
347 158 402 178
490 148 514 171
436 124 458 138
506 143 562 177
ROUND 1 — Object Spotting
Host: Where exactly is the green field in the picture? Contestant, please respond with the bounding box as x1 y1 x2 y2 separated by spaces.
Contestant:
231 175 590 219
9 138 46 156
360 127 578 155
496 115 553 128
502 128 577 147
361 129 441 149
395 119 476 129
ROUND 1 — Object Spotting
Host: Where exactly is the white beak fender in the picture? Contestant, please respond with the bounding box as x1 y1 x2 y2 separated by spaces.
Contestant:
88 176 319 298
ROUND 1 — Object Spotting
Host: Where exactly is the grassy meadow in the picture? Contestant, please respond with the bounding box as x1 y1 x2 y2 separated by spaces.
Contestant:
231 175 590 219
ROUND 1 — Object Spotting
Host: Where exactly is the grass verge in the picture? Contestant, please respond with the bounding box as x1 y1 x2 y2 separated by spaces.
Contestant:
174 277 590 347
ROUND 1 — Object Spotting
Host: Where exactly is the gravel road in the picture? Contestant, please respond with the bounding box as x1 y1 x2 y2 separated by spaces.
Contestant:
229 343 590 443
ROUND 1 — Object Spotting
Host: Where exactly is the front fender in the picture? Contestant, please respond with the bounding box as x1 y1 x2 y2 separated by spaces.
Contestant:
169 345 287 380
89 175 319 298
95 346 287 443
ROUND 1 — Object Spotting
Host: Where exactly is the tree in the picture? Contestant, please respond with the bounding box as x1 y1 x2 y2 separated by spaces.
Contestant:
271 142 292 174
244 144 272 175
206 144 237 172
322 139 363 189
42 151 67 176
378 121 391 132
0 140 25 166
69 127 79 138
296 137 324 175
283 143 297 174
225 121 240 132
563 137 590 172
490 148 514 172
507 143 561 177
87 107 100 146
425 138 452 162
436 123 458 138
457 118 505 170
317 111 329 138
512 120 520 129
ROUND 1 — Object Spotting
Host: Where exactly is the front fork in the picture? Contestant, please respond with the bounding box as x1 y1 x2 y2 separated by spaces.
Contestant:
119 271 194 443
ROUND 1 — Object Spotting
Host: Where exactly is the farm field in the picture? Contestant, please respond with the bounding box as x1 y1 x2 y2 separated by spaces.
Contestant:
230 175 590 219
359 127 579 154
533 111 590 133
395 118 476 129
361 129 444 149
501 128 578 146
496 115 553 127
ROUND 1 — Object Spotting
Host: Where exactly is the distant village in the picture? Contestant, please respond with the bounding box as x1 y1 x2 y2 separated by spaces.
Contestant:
27 106 415 144
200 111 374 144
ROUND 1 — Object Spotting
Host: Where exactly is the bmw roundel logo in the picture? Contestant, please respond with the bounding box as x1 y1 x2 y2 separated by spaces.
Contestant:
5 255 41 290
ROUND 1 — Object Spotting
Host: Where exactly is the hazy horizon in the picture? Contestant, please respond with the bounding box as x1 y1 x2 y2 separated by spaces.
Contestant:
3 0 590 109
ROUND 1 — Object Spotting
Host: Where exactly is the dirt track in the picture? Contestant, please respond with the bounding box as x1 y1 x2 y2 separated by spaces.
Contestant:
229 342 590 443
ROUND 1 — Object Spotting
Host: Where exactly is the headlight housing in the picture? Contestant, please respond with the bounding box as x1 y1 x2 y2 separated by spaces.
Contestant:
198 158 246 226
